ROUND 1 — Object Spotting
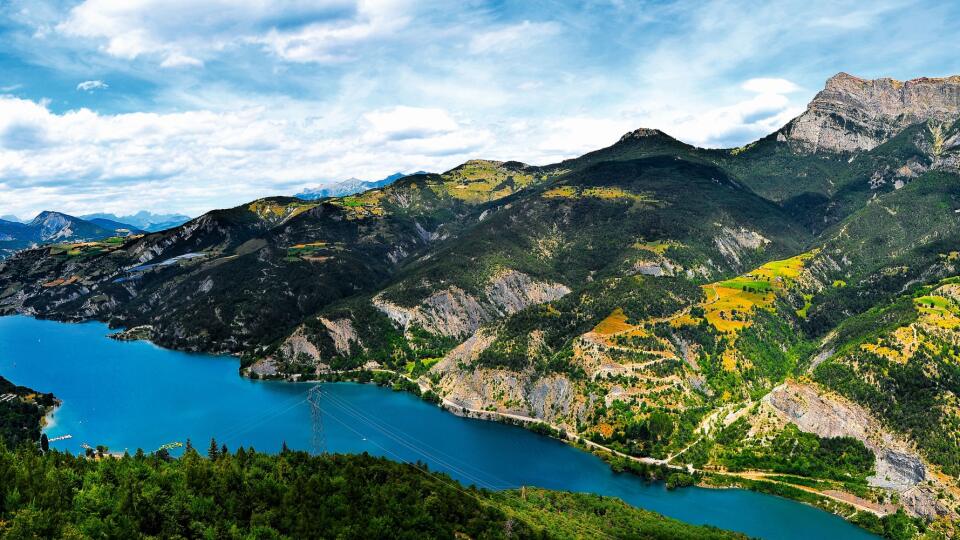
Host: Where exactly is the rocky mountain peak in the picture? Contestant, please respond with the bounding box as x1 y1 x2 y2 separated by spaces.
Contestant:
618 128 669 142
780 72 960 153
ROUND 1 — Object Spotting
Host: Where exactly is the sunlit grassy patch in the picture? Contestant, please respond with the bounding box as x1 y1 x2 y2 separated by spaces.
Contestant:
542 185 657 203
593 308 633 335
915 294 960 329
437 160 537 203
542 186 576 199
701 283 772 333
248 200 317 222
49 240 130 258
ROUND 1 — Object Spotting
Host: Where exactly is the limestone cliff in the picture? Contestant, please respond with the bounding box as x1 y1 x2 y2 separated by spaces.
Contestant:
780 72 960 153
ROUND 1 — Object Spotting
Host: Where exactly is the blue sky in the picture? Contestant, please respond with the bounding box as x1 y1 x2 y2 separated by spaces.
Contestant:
1 0 959 218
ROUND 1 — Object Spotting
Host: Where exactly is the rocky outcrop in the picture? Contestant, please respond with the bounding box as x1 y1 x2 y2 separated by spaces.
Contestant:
713 225 769 267
374 270 570 338
431 329 589 430
763 381 956 519
780 72 960 153
318 317 359 356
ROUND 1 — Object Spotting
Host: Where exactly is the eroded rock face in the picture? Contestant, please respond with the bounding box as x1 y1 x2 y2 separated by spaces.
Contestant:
431 329 589 430
764 381 956 519
713 225 770 267
374 269 571 338
780 73 960 153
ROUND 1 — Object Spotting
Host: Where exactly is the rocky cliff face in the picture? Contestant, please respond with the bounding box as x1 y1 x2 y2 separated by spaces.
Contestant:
374 270 571 339
780 72 960 153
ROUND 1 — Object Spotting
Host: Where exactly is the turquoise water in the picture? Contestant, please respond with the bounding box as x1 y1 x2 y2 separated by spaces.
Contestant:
0 315 876 539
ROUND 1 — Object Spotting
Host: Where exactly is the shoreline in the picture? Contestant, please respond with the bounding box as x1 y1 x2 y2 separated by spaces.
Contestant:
2 314 891 536
246 366 894 536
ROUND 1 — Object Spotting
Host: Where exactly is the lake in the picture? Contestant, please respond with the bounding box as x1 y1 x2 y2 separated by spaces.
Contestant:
0 315 876 539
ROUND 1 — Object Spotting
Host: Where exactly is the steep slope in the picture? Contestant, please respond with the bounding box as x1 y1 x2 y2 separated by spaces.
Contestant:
255 153 809 376
780 73 960 154
0 162 552 353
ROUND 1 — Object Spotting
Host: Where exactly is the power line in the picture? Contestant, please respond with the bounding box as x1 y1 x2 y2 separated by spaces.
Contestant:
308 385 326 454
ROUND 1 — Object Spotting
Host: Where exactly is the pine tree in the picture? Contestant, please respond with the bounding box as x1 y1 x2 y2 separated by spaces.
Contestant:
208 438 219 460
40 433 49 452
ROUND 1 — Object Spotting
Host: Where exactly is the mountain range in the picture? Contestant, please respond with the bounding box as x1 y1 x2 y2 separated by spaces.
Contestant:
295 172 427 200
0 211 137 259
2 72 960 535
79 211 191 232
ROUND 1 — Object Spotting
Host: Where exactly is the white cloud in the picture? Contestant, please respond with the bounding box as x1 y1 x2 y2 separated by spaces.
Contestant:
741 78 800 94
160 51 203 68
56 0 409 66
363 106 458 141
0 96 496 217
76 80 109 92
252 0 411 63
535 116 634 157
468 21 561 54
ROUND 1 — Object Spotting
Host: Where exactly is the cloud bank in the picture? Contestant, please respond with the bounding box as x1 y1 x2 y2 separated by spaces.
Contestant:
0 0 957 217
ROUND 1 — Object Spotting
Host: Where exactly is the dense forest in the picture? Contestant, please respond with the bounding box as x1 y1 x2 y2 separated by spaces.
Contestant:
0 376 56 448
0 443 747 539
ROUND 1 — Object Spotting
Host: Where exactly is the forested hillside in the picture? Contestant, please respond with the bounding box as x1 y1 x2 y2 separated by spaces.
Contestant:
0 445 745 539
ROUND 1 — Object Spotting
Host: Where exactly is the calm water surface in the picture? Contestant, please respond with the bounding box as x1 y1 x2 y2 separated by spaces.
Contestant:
0 315 876 539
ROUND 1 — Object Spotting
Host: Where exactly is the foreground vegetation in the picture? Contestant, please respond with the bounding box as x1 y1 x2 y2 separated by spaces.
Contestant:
0 444 747 539
0 377 56 448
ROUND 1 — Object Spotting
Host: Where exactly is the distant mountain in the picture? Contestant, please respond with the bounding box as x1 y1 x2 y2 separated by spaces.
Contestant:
86 218 144 234
0 215 22 223
0 211 123 259
80 211 191 232
296 172 427 200
28 211 115 242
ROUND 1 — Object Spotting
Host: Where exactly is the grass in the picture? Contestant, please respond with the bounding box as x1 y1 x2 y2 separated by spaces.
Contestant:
435 160 538 203
699 252 816 334
247 200 318 223
914 293 960 329
404 357 441 376
48 240 129 258
593 307 633 335
542 185 658 203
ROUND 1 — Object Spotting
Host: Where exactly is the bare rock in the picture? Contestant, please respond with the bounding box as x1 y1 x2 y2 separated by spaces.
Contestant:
781 73 960 153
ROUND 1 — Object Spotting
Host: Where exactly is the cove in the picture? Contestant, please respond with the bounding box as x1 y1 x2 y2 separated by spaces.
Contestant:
0 315 876 539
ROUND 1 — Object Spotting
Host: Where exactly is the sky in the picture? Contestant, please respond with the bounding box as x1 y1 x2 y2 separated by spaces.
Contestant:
1 0 959 219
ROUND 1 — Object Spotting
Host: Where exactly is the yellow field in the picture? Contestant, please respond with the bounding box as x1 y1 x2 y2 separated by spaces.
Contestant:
701 283 773 333
592 308 633 335
438 160 536 203
698 251 816 334
915 294 960 329
542 185 656 203
248 200 317 222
